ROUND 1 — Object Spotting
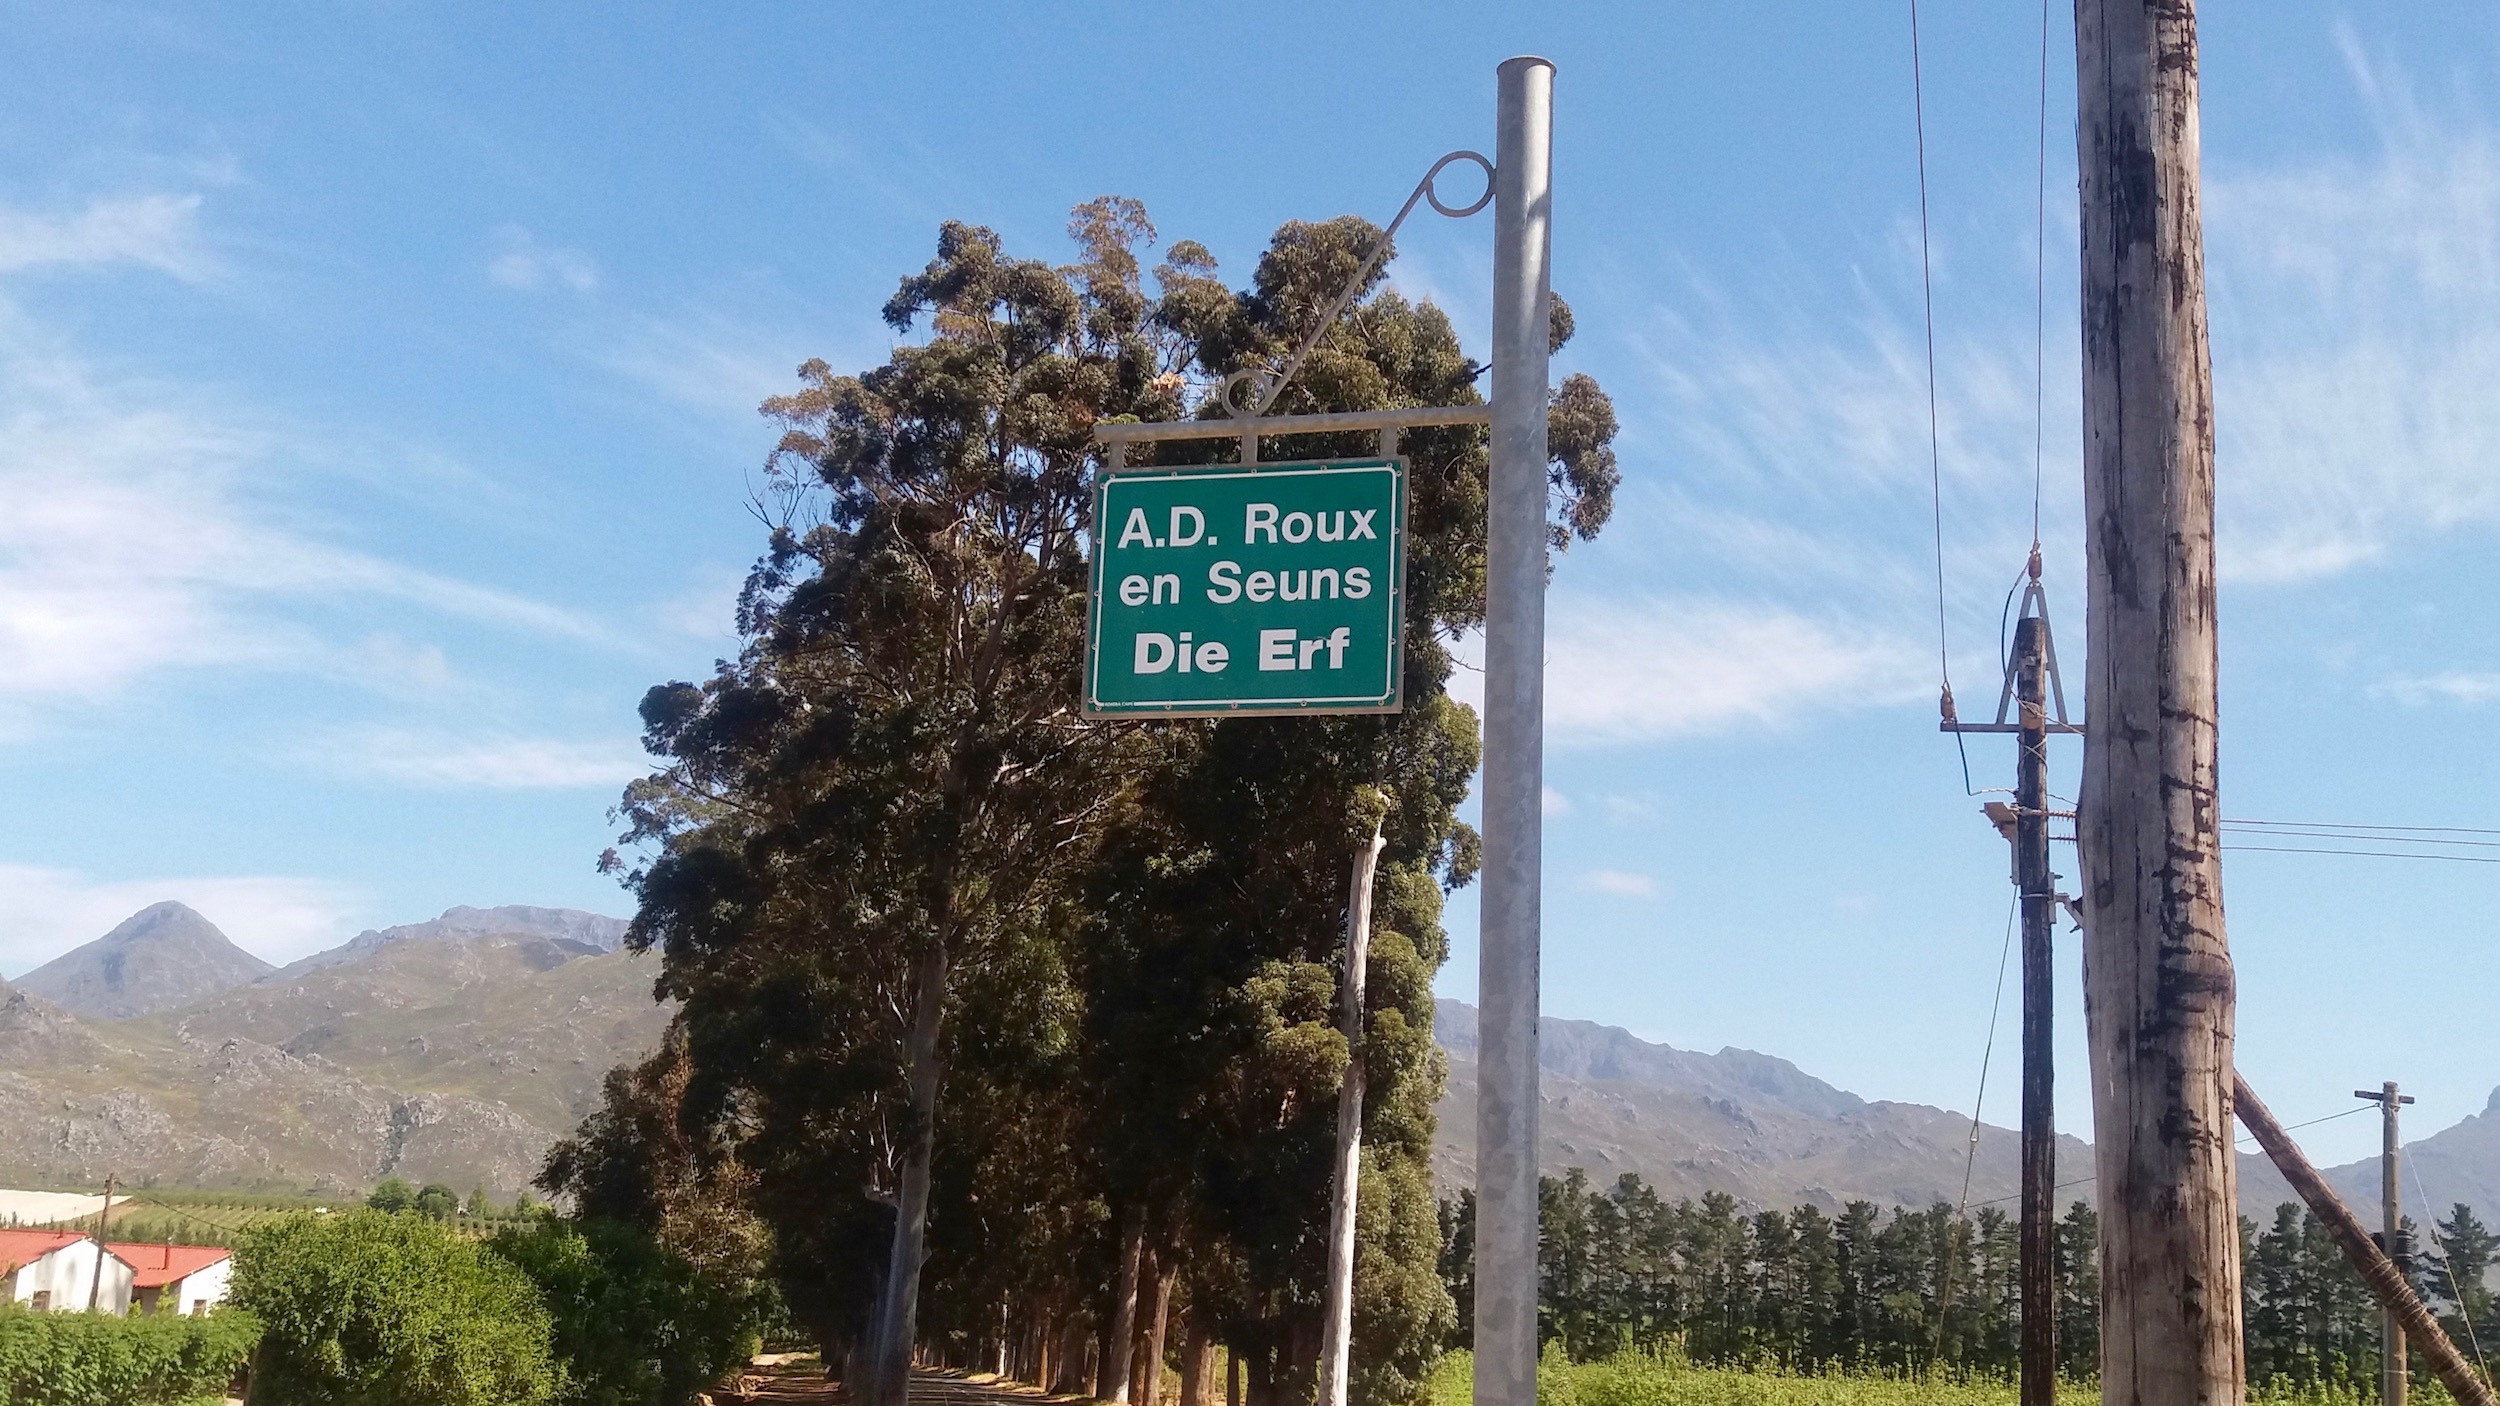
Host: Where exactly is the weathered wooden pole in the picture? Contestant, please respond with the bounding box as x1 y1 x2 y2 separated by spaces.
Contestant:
2015 613 2058 1406
2358 1081 2418 1406
2073 2 2244 1402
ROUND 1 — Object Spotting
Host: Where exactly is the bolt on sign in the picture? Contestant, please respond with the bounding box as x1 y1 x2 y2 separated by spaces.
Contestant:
1085 458 1407 717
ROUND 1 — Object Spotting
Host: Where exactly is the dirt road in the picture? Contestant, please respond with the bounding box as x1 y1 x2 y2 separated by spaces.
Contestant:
715 1364 1080 1406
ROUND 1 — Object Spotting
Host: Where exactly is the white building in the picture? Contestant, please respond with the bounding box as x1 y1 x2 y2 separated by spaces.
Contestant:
109 1242 234 1316
0 1229 134 1313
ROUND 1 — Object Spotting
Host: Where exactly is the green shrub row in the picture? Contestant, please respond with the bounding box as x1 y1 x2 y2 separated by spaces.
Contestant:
0 1305 260 1406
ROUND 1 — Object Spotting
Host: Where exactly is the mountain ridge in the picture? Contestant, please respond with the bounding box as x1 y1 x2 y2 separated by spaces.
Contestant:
2 902 2489 1226
15 902 276 1019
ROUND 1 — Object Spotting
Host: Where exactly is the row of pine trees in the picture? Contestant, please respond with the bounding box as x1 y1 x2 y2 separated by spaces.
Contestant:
1457 1168 2500 1393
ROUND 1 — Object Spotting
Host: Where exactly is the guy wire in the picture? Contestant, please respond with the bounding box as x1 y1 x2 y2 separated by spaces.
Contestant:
1935 891 2020 1370
2408 1156 2494 1383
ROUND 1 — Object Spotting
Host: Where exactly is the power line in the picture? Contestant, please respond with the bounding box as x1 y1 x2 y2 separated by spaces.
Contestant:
1963 1105 2375 1213
2240 820 2500 840
2226 819 2500 838
2029 0 2049 549
2224 845 2500 867
1908 0 1974 803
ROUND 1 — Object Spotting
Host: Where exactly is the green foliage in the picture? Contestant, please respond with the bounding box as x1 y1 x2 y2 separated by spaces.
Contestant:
1425 1345 2470 1406
487 1215 760 1406
231 1209 560 1406
1463 1173 2100 1379
0 1305 259 1406
2430 1202 2500 1357
366 1178 416 1214
574 195 1621 1406
414 1185 462 1222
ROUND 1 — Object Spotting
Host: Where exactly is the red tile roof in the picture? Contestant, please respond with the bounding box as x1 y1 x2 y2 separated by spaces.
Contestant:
0 1229 88 1273
102 1242 230 1289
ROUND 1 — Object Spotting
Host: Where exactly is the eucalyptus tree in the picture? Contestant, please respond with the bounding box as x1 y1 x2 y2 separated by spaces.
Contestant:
1077 213 1617 1406
606 202 1177 1406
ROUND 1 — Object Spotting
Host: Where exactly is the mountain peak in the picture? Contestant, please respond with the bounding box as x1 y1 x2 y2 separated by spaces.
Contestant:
14 902 277 1019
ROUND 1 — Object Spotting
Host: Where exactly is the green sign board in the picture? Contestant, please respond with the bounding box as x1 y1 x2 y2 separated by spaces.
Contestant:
1085 458 1407 717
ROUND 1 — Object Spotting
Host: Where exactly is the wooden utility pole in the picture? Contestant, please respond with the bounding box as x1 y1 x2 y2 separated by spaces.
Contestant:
86 1175 115 1311
2237 1075 2493 1406
2074 1 2245 1401
2358 1081 2417 1406
2014 613 2057 1406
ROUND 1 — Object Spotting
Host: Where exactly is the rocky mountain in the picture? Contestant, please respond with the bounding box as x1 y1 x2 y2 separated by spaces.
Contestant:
273 904 632 978
0 905 661 1201
1434 998 2095 1212
2 899 2483 1223
14 902 276 1018
1430 999 2470 1225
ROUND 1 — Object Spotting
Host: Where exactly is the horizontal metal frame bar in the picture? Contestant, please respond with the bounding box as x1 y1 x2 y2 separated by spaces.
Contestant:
1093 404 1490 445
1941 722 2085 735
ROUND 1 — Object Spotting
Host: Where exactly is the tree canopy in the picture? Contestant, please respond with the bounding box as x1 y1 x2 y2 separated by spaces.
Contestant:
576 195 1619 1406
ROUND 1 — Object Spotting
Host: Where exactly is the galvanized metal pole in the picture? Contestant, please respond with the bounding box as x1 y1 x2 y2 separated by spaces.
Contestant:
1317 821 1388 1406
1475 53 1552 1406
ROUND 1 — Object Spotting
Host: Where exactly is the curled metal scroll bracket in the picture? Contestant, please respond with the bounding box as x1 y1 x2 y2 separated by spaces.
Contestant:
1220 149 1495 422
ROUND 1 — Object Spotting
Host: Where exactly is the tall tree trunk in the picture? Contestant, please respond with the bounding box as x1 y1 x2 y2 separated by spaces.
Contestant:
1105 1208 1148 1402
2074 2 2244 1403
1055 1315 1093 1395
1179 1314 1213 1406
1141 1255 1176 1406
864 936 952 1406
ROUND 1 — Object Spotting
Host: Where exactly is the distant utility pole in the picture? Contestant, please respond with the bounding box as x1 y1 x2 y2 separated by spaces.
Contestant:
86 1175 115 1311
2358 1081 2417 1406
1946 557 2075 1406
2013 610 2057 1406
2074 1 2245 1400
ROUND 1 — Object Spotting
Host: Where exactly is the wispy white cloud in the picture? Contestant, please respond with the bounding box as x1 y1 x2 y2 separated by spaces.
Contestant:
2370 671 2500 707
1584 869 1659 900
311 727 648 790
1542 786 1571 817
596 311 816 427
1545 596 1927 745
0 194 212 280
0 294 608 721
487 224 598 293
1612 37 2500 616
2204 37 2500 582
1597 793 1663 824
0 863 365 974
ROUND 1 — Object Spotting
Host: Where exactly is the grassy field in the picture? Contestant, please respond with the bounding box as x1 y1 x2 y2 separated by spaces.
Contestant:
1422 1348 2456 1406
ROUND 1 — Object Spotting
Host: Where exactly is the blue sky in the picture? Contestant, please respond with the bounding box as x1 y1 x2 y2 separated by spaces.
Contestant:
4 1 2498 1171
